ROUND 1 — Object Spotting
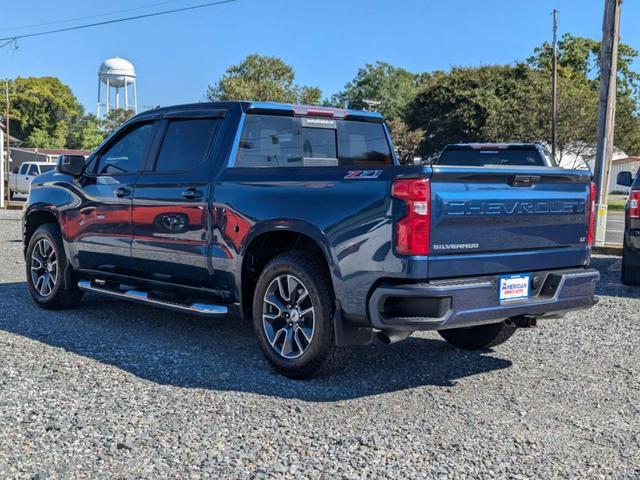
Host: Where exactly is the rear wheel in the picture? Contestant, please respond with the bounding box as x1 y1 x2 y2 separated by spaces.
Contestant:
621 244 640 286
438 321 516 350
26 223 83 309
252 252 344 378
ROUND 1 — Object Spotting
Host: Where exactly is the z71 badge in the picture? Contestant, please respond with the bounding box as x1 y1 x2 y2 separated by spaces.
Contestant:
344 170 383 179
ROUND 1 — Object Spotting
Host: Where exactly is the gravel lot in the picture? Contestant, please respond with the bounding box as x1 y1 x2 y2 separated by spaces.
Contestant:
0 208 638 479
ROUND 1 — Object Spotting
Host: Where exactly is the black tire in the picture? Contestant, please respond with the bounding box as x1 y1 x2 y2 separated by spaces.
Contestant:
26 223 83 309
621 244 640 286
252 252 345 379
438 321 516 350
9 188 15 200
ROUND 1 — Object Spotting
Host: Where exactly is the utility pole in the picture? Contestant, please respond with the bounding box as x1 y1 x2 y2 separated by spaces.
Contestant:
4 79 9 207
593 0 622 246
551 9 558 162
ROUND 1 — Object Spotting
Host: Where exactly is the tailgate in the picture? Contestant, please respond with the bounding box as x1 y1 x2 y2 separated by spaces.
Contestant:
428 166 592 279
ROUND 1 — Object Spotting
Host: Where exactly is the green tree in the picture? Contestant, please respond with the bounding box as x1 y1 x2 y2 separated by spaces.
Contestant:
528 33 640 156
406 64 599 159
330 62 425 120
207 54 321 104
387 118 424 164
8 76 84 148
528 33 640 95
100 108 135 135
67 114 105 150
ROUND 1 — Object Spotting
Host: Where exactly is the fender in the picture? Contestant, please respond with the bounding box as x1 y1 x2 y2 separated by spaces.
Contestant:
238 218 341 286
238 219 371 346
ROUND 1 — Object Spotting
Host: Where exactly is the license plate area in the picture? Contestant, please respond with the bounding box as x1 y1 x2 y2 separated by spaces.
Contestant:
499 274 530 302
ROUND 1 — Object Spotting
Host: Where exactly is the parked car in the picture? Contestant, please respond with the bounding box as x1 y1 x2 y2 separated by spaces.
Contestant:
7 161 56 198
22 101 599 378
433 143 555 167
616 169 640 285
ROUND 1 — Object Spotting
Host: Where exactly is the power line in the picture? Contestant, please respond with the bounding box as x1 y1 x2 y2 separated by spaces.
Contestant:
0 0 186 34
0 0 237 44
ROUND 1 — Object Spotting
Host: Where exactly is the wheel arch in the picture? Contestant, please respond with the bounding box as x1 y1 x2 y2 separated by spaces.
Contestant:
24 206 61 254
238 221 339 321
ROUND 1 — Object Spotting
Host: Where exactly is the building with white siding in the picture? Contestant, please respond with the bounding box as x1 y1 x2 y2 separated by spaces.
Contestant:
609 156 640 193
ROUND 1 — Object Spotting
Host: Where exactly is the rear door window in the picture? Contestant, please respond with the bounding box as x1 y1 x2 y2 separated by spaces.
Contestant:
19 164 29 175
155 118 220 172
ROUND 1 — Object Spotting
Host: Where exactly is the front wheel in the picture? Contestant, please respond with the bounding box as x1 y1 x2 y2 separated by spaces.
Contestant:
26 223 83 309
438 321 516 350
252 252 344 378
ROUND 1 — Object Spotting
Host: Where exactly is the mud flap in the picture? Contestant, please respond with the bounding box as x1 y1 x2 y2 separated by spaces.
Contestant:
333 302 373 347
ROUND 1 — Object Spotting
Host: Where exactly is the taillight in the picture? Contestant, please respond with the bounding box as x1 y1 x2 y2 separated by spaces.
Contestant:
629 190 640 219
392 178 431 255
587 181 597 246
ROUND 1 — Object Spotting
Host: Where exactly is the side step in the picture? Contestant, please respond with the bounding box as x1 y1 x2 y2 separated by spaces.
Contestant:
77 280 228 316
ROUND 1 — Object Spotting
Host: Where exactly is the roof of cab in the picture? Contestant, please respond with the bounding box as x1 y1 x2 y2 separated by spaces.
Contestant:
134 101 384 122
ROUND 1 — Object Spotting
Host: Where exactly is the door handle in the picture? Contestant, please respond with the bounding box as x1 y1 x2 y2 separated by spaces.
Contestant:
114 187 131 198
181 188 203 200
80 207 96 216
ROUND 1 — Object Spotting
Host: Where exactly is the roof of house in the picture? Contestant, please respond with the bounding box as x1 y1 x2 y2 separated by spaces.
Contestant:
612 156 640 165
10 147 91 156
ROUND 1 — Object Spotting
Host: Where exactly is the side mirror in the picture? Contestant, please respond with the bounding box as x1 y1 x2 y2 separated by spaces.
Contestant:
617 171 633 187
57 155 85 178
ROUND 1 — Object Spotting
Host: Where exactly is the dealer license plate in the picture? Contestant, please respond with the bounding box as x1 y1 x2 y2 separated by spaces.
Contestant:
499 274 530 301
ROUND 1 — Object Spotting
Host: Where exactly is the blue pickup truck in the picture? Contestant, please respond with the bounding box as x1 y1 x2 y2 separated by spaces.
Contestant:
22 101 599 378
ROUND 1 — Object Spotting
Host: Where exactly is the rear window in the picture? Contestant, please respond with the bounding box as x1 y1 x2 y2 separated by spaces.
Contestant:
235 114 392 168
435 148 545 167
40 165 56 173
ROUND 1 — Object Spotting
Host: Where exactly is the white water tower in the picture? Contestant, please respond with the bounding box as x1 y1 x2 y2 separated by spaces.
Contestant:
97 57 137 118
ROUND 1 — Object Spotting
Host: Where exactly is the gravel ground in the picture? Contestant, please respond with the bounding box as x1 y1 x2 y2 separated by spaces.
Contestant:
0 208 638 479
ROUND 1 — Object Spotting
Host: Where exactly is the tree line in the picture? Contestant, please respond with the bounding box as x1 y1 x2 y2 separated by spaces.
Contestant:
4 33 640 163
208 35 640 164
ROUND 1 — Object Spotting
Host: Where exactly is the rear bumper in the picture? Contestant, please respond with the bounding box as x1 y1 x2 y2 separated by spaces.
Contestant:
368 268 600 331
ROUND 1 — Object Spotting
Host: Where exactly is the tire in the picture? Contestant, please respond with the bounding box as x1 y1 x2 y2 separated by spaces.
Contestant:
26 223 83 309
252 252 345 378
438 321 516 350
9 188 14 200
621 244 640 286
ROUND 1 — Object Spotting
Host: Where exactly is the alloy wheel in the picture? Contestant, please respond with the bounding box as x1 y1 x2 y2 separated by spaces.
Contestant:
262 274 315 359
30 238 58 298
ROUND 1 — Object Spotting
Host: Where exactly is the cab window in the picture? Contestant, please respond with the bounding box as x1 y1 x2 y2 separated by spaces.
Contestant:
96 122 155 175
155 118 220 172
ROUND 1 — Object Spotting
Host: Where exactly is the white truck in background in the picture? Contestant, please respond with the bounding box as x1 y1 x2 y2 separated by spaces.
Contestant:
6 162 56 198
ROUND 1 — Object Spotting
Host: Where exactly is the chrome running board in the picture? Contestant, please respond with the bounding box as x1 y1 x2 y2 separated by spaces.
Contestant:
77 280 228 316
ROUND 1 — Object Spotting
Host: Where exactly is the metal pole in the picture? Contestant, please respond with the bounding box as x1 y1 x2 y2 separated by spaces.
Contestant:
133 80 138 114
97 77 101 118
124 78 129 111
593 0 622 246
0 128 5 209
106 78 110 115
551 9 558 162
5 79 9 207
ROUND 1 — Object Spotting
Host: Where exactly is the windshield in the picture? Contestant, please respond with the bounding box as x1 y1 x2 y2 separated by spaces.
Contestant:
435 148 545 167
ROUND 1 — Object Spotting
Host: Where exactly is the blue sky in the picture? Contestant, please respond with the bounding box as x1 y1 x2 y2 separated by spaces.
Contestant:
1 0 638 114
